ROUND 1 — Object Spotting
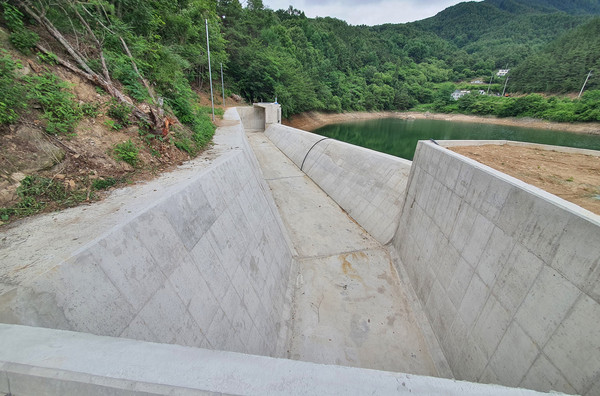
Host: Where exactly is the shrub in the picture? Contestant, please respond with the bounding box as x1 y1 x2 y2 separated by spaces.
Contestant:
81 103 100 117
3 3 38 54
113 139 140 166
9 29 39 54
0 51 25 125
92 177 119 190
0 175 86 220
107 99 132 128
25 73 82 134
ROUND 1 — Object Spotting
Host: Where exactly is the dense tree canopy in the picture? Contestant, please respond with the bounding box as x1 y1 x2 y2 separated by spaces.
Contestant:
2 0 600 120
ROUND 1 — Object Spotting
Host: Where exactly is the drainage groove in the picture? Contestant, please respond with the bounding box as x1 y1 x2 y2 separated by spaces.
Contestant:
300 137 330 171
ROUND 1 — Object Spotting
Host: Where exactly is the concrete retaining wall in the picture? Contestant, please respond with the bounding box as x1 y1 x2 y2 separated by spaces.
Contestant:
0 112 293 357
265 124 411 244
392 140 600 395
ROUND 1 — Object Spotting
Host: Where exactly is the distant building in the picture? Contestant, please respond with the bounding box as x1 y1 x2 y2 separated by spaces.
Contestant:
479 89 486 95
451 90 470 100
497 69 510 76
471 80 484 84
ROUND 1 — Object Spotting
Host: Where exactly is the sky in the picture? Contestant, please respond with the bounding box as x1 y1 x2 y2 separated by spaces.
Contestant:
261 0 476 26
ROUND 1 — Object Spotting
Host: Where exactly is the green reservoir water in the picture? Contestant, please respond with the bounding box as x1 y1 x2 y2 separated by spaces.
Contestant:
313 118 600 160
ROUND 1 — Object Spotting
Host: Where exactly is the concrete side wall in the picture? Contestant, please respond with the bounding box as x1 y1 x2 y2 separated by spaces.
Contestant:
392 140 600 395
265 124 412 244
0 117 293 357
0 324 551 396
237 106 265 131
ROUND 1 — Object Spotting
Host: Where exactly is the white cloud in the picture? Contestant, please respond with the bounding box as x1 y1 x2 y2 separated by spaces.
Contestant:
263 0 475 25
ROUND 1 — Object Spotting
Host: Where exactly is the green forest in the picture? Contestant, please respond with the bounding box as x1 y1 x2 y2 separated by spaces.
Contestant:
1 0 600 125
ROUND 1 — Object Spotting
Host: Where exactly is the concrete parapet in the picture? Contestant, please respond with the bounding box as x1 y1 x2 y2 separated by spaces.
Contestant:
0 324 553 396
0 109 293 357
265 123 412 244
393 140 600 395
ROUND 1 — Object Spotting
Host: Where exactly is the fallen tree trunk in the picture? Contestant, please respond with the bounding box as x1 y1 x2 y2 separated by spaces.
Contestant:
13 0 164 134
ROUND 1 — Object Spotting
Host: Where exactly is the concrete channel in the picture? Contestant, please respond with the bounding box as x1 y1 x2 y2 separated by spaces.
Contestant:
0 104 598 395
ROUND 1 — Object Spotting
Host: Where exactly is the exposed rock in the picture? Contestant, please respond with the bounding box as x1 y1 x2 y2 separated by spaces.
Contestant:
10 172 26 182
14 64 31 78
12 126 65 173
0 179 19 207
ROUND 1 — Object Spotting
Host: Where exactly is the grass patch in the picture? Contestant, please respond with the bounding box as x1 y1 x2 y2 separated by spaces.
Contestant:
107 99 132 129
113 139 140 167
92 176 125 190
25 73 83 134
0 175 87 222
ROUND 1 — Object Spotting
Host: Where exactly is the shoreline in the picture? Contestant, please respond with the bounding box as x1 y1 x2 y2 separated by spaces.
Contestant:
283 111 600 135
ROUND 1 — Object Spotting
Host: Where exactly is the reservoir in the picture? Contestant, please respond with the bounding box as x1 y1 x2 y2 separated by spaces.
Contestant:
313 118 600 160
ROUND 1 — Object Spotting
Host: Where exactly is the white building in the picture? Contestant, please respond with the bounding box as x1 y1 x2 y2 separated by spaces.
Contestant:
497 69 510 76
451 90 470 100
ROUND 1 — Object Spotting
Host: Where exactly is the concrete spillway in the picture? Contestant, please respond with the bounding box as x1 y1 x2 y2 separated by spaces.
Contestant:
1 105 599 395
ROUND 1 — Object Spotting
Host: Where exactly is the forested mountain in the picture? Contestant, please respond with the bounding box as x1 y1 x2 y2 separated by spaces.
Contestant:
413 0 592 67
1 0 599 123
488 0 600 14
509 17 600 92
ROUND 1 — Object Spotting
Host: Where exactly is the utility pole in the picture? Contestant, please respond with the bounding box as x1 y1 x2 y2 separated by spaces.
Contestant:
221 63 225 107
578 70 593 99
502 75 510 97
205 19 215 121
487 72 494 95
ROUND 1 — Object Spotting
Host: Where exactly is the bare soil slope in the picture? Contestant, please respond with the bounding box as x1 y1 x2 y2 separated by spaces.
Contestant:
285 111 600 135
0 39 236 225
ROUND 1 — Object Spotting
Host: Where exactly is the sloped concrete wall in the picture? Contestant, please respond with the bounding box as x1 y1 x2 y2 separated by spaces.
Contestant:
0 114 293 357
392 140 600 395
265 124 411 244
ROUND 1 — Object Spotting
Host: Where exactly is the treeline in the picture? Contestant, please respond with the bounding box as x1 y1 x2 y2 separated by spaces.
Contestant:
218 0 516 117
431 91 600 122
2 0 600 123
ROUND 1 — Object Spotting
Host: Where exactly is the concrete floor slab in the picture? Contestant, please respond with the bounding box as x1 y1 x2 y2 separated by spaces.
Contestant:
246 130 441 377
247 132 378 258
289 248 437 375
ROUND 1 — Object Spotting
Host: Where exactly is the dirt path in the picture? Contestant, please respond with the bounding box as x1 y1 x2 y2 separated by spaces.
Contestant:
449 144 600 215
284 111 600 135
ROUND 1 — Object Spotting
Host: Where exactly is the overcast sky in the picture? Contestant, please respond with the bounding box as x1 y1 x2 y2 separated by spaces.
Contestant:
261 0 475 26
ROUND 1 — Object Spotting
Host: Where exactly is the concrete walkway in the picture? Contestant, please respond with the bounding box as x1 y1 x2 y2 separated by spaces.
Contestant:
246 130 440 376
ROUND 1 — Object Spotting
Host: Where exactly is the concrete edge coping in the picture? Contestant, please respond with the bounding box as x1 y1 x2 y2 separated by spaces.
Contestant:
0 324 556 396
423 140 600 226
